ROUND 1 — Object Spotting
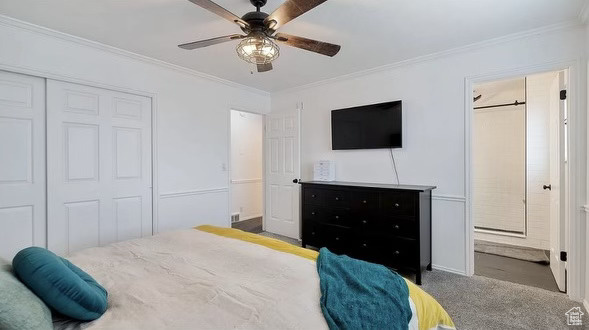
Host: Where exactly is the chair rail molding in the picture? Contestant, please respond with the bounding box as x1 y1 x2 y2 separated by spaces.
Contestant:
159 187 229 199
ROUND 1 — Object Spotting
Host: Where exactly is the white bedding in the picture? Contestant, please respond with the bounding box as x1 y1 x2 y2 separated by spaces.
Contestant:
65 229 328 329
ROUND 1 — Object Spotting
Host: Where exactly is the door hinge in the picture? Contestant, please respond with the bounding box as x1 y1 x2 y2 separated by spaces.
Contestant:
560 90 567 100
560 251 567 262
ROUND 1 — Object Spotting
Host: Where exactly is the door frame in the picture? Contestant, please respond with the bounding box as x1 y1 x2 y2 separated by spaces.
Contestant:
226 106 267 229
464 59 583 300
0 64 159 236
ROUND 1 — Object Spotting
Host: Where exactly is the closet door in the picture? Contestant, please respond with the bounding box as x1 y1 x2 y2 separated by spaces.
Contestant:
47 80 152 255
0 71 46 260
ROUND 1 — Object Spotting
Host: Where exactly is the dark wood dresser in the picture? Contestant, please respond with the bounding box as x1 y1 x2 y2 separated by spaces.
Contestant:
300 181 435 284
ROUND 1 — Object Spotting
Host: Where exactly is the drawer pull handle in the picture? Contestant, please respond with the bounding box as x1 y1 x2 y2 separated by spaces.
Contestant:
362 200 367 204
335 237 340 241
335 197 340 201
394 250 400 255
394 225 400 230
312 194 316 198
362 243 367 247
311 212 316 215
362 220 367 224
311 232 316 235
335 215 339 219
394 203 400 208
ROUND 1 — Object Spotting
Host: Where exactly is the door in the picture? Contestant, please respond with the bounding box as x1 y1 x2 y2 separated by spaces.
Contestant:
47 80 152 255
0 71 46 260
549 71 566 292
265 110 301 239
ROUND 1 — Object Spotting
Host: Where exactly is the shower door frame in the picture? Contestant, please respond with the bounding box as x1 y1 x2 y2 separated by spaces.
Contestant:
472 77 528 238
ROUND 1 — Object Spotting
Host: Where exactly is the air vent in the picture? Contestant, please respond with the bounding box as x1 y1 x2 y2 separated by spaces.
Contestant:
231 213 240 223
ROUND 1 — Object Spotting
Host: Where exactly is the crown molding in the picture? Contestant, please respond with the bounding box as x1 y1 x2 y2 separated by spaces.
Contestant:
273 19 583 95
579 2 589 24
0 15 270 97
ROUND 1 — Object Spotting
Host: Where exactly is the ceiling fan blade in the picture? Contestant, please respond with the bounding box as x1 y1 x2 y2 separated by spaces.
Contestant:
178 34 245 50
187 0 249 28
274 33 340 57
264 0 328 33
257 63 273 72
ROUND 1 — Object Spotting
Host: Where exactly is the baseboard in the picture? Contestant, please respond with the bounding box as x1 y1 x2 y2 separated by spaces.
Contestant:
432 264 467 276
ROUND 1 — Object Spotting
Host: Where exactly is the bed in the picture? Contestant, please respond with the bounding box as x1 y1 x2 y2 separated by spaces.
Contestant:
53 225 454 329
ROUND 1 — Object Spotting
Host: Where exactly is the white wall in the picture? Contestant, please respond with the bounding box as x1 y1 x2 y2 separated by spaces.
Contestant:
230 110 263 221
272 24 587 275
475 72 558 250
0 17 271 233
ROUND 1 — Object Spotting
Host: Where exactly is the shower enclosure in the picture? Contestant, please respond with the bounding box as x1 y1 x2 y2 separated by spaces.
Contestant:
473 77 527 235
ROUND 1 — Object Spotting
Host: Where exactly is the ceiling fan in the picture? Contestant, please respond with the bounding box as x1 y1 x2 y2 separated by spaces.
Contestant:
178 0 341 73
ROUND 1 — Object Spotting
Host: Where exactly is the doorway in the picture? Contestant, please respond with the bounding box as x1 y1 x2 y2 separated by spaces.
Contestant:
471 70 568 292
229 109 264 233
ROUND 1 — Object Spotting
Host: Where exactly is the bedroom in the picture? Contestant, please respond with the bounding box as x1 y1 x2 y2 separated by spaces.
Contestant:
0 0 588 329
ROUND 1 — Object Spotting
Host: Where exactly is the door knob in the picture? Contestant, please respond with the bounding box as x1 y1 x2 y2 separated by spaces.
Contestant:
543 184 552 191
293 178 300 184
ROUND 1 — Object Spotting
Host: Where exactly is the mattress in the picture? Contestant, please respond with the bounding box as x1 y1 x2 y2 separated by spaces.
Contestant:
53 226 453 329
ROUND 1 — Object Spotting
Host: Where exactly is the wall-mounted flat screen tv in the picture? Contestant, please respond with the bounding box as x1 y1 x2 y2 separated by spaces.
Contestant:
331 100 402 150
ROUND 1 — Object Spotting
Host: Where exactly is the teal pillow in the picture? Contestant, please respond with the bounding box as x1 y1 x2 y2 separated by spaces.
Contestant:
0 258 52 330
12 247 108 321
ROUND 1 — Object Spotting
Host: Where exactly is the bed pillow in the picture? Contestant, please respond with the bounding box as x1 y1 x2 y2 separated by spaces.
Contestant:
0 257 53 330
12 247 108 321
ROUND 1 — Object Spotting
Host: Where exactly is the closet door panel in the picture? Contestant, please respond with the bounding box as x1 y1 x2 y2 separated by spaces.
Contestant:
47 80 152 255
0 71 46 260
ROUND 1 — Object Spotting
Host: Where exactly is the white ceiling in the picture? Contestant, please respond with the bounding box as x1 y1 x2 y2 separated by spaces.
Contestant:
0 0 585 92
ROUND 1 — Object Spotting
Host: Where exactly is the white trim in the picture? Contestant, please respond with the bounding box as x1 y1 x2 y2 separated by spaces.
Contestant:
432 194 466 203
474 228 526 238
159 188 228 199
0 15 270 97
464 59 584 301
273 20 582 95
432 264 467 276
584 299 589 314
230 178 263 184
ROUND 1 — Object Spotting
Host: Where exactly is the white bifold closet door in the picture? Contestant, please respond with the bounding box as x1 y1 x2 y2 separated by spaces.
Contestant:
47 80 152 255
0 71 46 260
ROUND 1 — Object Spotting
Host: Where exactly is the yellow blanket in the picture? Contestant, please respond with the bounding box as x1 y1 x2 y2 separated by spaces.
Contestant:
196 225 455 330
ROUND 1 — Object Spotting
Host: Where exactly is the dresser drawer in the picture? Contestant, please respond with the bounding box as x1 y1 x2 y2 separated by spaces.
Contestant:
351 191 379 210
302 220 323 247
379 217 418 239
304 206 350 226
325 190 350 208
322 224 352 253
381 192 417 216
303 188 325 205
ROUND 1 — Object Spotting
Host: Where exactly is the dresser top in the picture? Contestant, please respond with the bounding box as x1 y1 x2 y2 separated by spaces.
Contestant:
300 181 436 191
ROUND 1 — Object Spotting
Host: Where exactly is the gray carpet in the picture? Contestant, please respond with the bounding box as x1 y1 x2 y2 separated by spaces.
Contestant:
475 240 549 264
261 231 586 329
421 270 586 330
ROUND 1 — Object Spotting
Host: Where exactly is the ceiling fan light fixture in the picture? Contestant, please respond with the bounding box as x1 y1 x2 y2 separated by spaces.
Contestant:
236 34 280 65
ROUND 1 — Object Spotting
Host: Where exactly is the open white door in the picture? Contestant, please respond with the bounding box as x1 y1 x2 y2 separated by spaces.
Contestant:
264 110 301 239
549 71 566 292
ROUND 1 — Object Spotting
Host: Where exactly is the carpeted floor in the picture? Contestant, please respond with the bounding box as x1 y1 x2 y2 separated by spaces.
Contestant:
260 230 587 329
421 270 586 329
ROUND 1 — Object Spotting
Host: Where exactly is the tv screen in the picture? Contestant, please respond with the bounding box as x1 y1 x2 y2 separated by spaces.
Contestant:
331 100 402 150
